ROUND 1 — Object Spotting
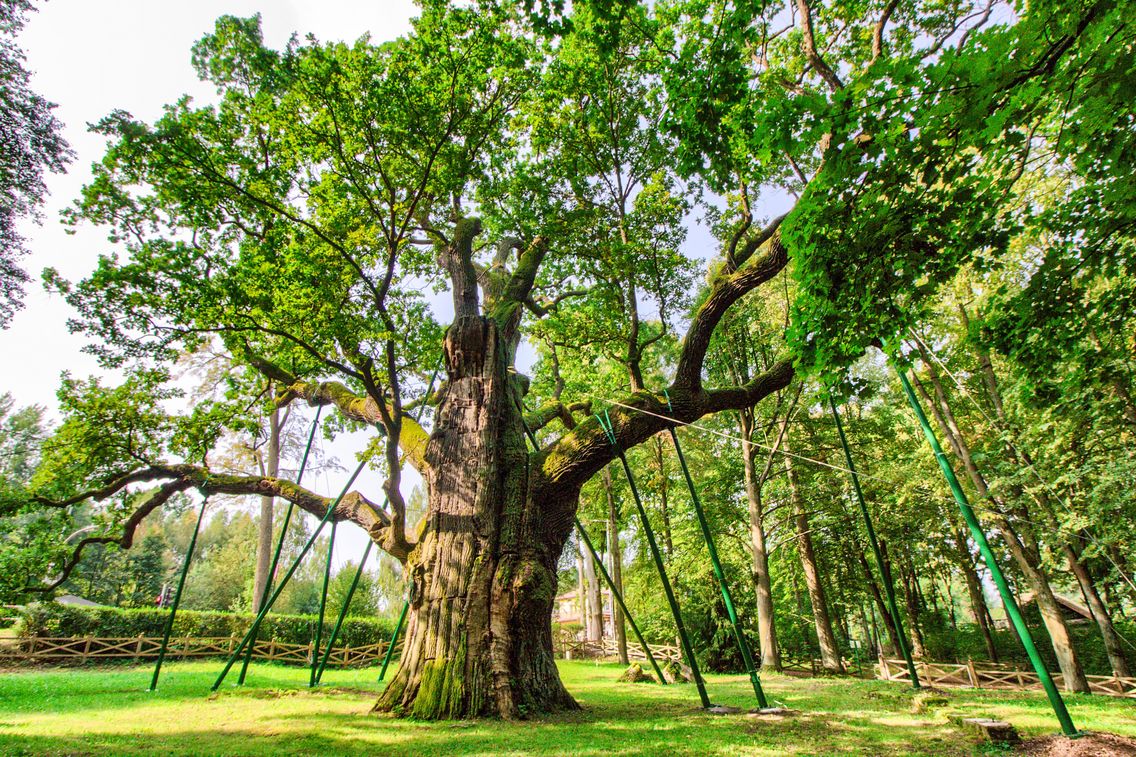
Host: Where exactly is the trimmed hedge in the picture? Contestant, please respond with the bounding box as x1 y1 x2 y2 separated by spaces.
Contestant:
18 603 395 649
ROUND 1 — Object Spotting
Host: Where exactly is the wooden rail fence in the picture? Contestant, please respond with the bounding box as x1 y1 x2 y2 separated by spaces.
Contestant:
0 635 400 667
557 638 684 664
877 657 1136 699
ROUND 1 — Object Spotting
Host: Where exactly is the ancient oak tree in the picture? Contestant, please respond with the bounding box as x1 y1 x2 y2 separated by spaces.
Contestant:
29 0 1123 717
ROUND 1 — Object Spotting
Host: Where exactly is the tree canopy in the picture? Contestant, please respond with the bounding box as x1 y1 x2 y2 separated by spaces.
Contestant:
0 0 71 327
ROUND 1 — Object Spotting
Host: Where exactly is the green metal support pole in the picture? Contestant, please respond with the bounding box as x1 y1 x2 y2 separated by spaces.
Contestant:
238 407 324 685
829 398 920 690
314 540 373 684
575 516 668 684
212 457 369 691
514 400 667 684
897 368 1078 737
598 411 712 709
309 520 338 687
662 392 767 706
149 496 209 691
378 597 409 682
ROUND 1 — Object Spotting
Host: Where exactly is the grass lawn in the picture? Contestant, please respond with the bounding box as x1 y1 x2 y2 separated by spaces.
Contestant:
0 659 1133 755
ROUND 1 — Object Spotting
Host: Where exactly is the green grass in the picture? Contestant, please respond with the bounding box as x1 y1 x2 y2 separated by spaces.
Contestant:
0 660 1133 755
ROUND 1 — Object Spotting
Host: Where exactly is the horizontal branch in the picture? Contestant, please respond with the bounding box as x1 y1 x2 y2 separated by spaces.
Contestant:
28 461 411 593
245 353 431 476
525 399 592 433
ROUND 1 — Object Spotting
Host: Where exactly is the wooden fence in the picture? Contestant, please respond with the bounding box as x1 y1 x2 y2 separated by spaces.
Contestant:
557 637 684 664
0 635 399 667
877 657 1136 699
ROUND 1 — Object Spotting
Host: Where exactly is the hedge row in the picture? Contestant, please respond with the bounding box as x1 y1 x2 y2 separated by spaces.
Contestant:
18 603 395 649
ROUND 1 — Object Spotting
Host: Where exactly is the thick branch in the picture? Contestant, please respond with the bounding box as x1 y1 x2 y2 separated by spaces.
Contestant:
705 360 797 414
871 0 901 62
796 0 844 91
243 353 431 476
30 462 412 593
525 400 592 433
30 480 191 592
32 465 197 508
441 217 483 320
538 359 794 499
675 230 789 392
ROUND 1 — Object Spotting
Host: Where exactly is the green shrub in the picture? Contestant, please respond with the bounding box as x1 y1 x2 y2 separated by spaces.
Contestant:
17 603 393 649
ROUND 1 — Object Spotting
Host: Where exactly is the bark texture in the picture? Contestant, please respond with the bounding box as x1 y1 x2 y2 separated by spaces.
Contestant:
373 315 576 719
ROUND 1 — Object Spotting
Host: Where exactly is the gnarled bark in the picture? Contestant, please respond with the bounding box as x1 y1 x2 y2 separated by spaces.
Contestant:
374 314 577 719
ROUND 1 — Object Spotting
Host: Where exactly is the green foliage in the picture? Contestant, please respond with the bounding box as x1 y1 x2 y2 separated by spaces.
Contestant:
10 0 1134 713
0 0 72 326
0 393 67 605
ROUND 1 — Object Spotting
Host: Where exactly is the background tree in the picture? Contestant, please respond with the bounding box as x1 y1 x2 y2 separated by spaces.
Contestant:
0 0 71 327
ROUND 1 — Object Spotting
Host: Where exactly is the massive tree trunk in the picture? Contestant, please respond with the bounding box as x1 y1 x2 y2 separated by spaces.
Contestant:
42 218 795 721
374 315 577 719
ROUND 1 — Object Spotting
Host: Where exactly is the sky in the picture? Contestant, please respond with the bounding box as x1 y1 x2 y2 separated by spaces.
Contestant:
5 0 424 567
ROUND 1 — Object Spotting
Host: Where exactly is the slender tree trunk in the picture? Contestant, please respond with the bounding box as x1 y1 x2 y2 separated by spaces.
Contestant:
913 363 1090 692
858 550 898 656
375 315 577 719
1066 543 1131 678
960 313 1133 679
575 547 587 636
945 577 958 630
953 529 999 661
582 532 603 642
740 412 781 671
899 560 927 659
603 466 629 665
253 402 281 608
653 435 674 558
784 437 844 673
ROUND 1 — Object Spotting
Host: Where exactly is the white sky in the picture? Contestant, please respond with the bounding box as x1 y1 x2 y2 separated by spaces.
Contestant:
5 0 422 566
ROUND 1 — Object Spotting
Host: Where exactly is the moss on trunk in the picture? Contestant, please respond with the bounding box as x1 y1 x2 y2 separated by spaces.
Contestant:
373 314 578 720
